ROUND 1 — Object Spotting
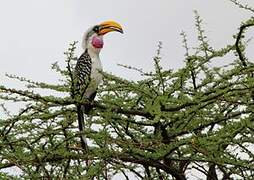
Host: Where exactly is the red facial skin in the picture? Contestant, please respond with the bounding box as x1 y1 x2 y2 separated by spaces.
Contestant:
92 36 104 48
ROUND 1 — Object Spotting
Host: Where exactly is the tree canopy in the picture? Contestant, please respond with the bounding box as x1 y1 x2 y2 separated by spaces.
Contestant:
1 1 254 179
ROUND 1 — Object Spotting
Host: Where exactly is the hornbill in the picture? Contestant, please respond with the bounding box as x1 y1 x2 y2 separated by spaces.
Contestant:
74 21 123 151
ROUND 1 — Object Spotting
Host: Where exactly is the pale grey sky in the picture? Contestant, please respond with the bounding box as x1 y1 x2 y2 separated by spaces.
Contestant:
0 0 254 179
0 0 253 85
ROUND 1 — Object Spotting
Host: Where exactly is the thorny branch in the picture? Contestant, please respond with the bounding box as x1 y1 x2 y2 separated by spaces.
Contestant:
235 22 254 67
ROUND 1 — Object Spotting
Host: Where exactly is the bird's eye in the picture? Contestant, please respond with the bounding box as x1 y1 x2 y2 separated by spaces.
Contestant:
93 26 100 33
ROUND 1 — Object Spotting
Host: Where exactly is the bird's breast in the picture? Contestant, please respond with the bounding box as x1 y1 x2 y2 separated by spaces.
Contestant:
84 55 103 98
90 57 103 84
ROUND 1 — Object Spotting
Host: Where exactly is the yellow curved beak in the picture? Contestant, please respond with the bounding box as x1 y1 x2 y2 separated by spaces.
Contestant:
98 20 123 35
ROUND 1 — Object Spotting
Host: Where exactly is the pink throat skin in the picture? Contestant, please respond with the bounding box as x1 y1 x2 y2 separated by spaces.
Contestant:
92 36 104 49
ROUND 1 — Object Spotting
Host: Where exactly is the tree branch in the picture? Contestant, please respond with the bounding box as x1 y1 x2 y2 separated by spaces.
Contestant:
235 22 254 67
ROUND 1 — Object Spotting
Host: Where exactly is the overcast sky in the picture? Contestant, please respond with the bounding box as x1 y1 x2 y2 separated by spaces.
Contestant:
0 0 253 85
0 0 254 178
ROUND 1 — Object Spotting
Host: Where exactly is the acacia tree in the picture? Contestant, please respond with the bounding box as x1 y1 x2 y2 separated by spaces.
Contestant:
1 1 254 179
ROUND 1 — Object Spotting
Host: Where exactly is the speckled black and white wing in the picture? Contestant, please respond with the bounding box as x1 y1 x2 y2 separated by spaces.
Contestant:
74 49 92 151
74 49 92 97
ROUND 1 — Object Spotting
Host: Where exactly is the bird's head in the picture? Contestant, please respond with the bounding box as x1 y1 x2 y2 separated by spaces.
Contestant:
82 20 123 53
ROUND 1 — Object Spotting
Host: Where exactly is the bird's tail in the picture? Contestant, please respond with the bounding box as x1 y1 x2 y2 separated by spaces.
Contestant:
77 104 88 151
81 103 93 114
77 92 96 151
